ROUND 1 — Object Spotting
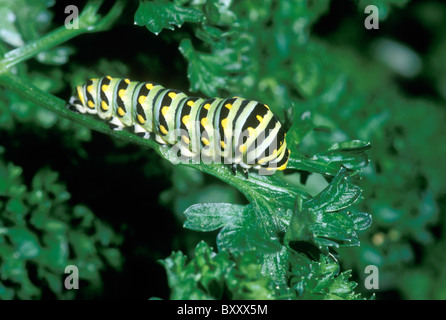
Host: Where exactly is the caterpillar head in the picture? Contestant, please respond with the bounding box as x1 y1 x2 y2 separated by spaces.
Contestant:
257 144 290 175
254 123 290 175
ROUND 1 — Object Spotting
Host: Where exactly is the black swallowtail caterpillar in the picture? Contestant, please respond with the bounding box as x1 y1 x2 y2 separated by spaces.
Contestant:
68 76 290 175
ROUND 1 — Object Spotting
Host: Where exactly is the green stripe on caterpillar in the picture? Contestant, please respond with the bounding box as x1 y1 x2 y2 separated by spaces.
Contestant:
68 76 290 175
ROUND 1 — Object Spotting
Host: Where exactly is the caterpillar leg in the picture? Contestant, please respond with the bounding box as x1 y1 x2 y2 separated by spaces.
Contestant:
178 146 196 158
230 163 249 178
133 124 151 139
108 115 125 131
165 143 196 166
154 134 167 145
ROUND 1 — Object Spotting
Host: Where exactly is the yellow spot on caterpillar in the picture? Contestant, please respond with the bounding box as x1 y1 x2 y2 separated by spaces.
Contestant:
201 117 208 127
159 125 168 135
201 137 210 145
118 89 126 98
137 114 145 124
256 115 263 122
102 84 109 92
204 103 211 110
265 104 270 110
239 145 247 153
273 149 277 155
138 95 147 105
146 83 154 90
247 127 255 136
106 76 112 80
161 106 169 116
117 107 125 117
137 114 146 124
124 78 130 84
182 115 190 125
101 101 109 111
225 103 232 110
221 118 228 129
168 92 177 99
187 100 194 107
220 141 226 149
87 100 95 109
87 85 94 92
182 135 190 144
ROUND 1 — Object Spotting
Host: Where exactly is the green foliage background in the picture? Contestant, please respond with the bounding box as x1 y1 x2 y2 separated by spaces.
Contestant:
0 0 445 300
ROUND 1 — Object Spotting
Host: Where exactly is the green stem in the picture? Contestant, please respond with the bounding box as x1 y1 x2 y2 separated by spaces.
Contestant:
2 26 84 70
0 0 125 72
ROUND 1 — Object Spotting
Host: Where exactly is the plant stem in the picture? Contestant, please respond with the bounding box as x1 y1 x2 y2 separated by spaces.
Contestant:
1 26 84 70
0 0 125 72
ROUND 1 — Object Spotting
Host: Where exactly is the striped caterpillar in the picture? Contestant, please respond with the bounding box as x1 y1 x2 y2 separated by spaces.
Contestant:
68 76 290 175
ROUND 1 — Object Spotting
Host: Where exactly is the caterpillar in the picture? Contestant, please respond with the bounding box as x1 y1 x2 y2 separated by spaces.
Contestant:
68 76 290 175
